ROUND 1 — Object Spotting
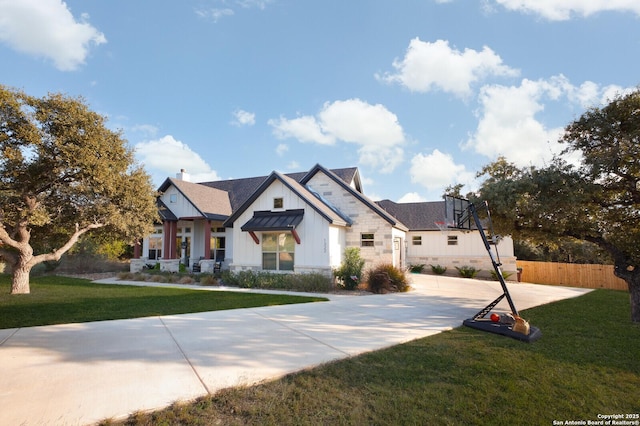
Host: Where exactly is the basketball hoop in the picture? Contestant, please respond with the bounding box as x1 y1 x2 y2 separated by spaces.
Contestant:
434 220 454 232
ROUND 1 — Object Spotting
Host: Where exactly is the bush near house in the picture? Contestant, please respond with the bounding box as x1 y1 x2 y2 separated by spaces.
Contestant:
456 265 480 278
409 264 426 273
490 269 513 281
365 264 410 293
333 247 366 290
221 270 333 293
429 264 447 275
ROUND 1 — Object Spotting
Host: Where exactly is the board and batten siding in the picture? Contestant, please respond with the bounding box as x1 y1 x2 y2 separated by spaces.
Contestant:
160 187 200 218
229 179 335 274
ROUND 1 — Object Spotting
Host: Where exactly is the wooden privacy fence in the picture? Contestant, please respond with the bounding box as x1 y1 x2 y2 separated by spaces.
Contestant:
516 260 628 291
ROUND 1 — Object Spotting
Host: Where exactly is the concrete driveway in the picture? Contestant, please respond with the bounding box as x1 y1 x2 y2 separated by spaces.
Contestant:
0 274 590 425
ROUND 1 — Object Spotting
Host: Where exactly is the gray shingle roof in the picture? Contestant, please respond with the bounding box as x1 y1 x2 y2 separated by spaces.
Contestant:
376 199 446 231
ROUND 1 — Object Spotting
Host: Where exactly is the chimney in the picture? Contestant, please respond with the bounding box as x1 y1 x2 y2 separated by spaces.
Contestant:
176 169 190 182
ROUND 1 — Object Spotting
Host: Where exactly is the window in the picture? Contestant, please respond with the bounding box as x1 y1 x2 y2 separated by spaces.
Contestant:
447 235 458 246
262 233 295 271
412 236 422 246
148 236 162 260
273 197 283 209
209 236 226 261
169 193 177 203
361 233 375 247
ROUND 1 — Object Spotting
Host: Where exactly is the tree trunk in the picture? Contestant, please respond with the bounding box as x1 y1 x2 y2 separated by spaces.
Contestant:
11 264 33 294
628 274 640 323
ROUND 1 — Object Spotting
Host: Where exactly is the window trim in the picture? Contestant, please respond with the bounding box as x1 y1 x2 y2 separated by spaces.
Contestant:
361 233 375 247
262 232 295 271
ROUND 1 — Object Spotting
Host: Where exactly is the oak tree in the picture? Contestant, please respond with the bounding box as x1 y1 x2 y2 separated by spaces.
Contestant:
0 86 158 294
476 90 640 322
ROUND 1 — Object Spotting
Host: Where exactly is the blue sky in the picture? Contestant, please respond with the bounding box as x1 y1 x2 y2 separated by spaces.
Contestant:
1 1 639 202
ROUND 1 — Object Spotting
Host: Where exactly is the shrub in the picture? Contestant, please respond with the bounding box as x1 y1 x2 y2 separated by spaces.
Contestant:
365 264 410 294
409 264 425 273
178 276 194 285
198 274 218 286
430 264 447 275
220 270 333 292
456 265 480 278
333 247 365 290
490 269 514 281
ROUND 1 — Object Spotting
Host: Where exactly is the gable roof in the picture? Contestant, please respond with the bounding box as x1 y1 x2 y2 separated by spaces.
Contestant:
301 164 408 231
223 171 353 228
199 166 360 212
158 177 232 221
376 200 445 231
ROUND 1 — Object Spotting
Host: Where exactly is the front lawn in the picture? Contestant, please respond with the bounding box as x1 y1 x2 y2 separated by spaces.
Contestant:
0 275 326 329
105 289 640 425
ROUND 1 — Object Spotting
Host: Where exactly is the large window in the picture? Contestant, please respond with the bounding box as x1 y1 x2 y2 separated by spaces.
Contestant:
148 232 162 260
210 236 226 261
262 233 295 271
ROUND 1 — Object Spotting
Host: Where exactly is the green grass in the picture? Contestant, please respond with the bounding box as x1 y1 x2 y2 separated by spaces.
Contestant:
0 275 326 329
104 289 640 426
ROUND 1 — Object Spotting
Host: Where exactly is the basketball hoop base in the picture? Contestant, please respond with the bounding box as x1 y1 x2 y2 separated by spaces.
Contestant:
463 319 542 343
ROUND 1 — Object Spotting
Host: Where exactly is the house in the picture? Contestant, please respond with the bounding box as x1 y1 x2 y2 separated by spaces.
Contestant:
132 164 517 279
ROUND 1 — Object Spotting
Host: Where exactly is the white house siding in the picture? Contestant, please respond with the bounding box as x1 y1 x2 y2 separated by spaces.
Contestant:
160 187 201 219
305 172 403 269
328 225 346 270
229 179 335 275
407 230 518 279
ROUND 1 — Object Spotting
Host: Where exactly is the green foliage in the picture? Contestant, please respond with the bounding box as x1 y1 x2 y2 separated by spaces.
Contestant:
455 265 479 278
221 270 333 293
408 263 425 273
476 90 640 321
490 269 513 281
0 85 158 293
333 247 365 290
365 263 410 293
429 264 447 275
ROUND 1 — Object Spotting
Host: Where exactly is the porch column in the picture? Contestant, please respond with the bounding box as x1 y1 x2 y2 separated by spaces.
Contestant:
133 239 142 259
163 221 178 259
204 221 212 259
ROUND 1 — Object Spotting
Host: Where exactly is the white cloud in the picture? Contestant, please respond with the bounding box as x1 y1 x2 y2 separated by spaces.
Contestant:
130 124 159 138
398 192 427 203
0 0 106 71
493 0 640 20
135 135 221 184
269 99 405 173
269 115 335 145
410 149 475 191
378 38 518 98
231 109 256 126
286 160 300 170
196 0 272 22
276 143 289 156
195 8 234 22
464 77 634 168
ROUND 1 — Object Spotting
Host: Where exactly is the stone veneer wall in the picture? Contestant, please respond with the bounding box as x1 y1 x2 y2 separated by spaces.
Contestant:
407 254 518 280
306 173 396 269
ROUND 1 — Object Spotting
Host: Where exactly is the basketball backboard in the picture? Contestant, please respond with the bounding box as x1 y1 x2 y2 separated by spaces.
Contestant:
444 196 473 230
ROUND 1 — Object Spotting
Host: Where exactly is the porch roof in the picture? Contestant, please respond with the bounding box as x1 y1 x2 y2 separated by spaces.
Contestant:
241 209 304 232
